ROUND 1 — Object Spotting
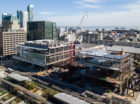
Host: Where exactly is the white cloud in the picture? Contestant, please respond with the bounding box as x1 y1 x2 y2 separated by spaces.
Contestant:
75 0 101 8
83 0 101 3
37 0 140 26
40 11 54 15
39 10 140 26
82 3 100 8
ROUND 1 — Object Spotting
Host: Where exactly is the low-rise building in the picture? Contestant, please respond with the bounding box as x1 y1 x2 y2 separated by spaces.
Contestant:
53 93 90 104
13 40 75 67
8 73 31 82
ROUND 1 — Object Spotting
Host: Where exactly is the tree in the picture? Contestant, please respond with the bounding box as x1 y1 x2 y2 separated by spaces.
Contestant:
23 81 37 90
42 88 58 98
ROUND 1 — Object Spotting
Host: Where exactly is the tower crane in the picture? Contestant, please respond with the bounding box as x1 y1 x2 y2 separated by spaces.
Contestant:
78 11 88 28
75 11 88 43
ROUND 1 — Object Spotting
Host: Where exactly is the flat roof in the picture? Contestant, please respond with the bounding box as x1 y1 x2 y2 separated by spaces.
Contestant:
75 43 101 49
18 45 48 50
8 73 31 82
108 45 140 54
80 48 129 60
54 93 90 104
80 48 108 57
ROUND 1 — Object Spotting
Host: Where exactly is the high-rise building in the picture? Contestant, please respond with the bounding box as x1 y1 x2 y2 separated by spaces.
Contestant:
2 14 20 30
17 10 22 26
0 13 26 57
27 21 56 40
27 5 34 21
17 10 28 30
22 11 28 30
2 13 9 20
0 29 26 57
17 11 21 19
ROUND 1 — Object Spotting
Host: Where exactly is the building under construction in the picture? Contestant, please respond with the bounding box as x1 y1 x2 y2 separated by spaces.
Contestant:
78 47 140 104
13 40 75 67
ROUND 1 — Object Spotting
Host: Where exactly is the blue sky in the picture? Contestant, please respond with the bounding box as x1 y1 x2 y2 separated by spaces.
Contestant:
0 0 140 26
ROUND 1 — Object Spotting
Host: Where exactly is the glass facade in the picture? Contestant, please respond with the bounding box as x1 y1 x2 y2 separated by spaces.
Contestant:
18 47 46 65
27 21 56 40
27 5 34 21
17 10 28 29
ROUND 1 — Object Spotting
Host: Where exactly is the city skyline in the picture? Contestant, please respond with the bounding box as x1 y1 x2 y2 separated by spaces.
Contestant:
0 0 140 26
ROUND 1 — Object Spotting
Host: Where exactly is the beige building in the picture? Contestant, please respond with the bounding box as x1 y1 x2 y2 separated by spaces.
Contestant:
0 14 26 57
0 29 26 56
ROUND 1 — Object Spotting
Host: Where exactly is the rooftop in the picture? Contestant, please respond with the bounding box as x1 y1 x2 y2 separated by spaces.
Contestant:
80 48 129 60
8 73 31 82
108 45 140 54
75 43 102 50
78 48 130 71
54 93 90 104
19 39 73 50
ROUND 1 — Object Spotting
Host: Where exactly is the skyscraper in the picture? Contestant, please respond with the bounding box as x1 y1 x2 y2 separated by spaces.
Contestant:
17 10 22 27
22 11 28 30
2 14 20 30
17 10 28 30
27 5 34 21
17 10 21 19
2 13 9 20
27 21 56 40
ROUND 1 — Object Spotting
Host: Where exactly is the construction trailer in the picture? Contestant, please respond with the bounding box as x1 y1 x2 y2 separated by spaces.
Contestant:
79 48 140 103
13 40 75 67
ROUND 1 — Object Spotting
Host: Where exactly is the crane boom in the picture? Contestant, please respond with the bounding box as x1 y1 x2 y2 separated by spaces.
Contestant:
78 11 88 27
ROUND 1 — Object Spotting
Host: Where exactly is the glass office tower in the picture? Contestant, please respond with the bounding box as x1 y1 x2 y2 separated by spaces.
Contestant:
27 21 56 40
27 5 34 21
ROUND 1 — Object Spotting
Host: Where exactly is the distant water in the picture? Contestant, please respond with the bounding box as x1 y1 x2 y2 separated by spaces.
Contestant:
58 26 140 31
83 26 140 31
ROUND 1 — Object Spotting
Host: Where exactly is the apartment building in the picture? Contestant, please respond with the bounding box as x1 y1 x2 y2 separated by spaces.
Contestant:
0 29 26 56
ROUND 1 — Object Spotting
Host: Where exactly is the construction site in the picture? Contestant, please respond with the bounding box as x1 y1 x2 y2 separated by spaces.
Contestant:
77 47 140 103
32 45 139 104
13 39 75 68
11 40 140 104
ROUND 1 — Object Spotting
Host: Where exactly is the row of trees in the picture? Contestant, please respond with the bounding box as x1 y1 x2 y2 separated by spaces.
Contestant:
23 81 59 99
